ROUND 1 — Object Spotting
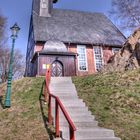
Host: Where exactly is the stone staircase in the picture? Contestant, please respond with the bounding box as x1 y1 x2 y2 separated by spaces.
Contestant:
49 77 121 140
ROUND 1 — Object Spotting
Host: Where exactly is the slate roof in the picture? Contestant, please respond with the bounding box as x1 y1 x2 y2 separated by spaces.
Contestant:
32 8 126 46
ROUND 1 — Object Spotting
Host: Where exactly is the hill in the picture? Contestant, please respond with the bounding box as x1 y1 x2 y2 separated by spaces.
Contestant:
0 70 140 140
0 77 50 140
73 69 140 140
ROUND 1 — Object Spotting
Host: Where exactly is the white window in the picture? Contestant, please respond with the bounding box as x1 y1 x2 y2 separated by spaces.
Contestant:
94 47 103 71
77 45 87 71
112 48 120 55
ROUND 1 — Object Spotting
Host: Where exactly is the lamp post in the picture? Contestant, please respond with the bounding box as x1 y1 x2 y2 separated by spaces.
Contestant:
4 23 20 108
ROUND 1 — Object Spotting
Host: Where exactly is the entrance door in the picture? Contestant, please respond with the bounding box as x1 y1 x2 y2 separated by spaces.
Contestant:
51 61 63 77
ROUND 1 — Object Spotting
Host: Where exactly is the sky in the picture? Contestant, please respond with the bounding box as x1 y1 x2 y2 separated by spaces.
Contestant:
0 0 118 56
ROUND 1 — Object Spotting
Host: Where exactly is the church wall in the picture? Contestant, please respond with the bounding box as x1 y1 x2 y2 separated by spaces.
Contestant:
67 43 115 76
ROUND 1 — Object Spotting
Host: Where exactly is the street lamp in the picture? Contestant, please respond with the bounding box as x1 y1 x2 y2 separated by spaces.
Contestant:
4 23 20 108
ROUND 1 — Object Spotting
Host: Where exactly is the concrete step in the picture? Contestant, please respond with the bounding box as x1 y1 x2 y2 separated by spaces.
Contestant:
49 83 76 88
52 107 92 116
50 89 76 93
50 77 72 83
60 121 98 128
57 95 79 99
50 85 76 89
50 90 76 94
59 115 95 123
52 100 86 108
50 77 121 140
75 137 121 140
59 118 97 125
52 107 92 118
61 128 115 139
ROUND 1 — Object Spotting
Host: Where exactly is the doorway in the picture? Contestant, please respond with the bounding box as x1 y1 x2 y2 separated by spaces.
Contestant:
51 60 63 77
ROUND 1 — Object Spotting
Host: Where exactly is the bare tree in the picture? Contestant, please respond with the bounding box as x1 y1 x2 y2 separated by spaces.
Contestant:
110 0 140 31
0 47 25 83
0 13 7 48
0 13 7 83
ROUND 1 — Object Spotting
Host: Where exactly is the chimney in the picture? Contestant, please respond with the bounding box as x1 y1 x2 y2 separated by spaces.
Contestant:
40 0 53 17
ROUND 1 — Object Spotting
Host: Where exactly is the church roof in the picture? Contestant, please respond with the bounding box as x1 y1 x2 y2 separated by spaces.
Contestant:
32 8 126 46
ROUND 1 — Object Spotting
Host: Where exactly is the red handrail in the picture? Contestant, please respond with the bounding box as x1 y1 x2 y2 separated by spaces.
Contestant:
43 66 76 140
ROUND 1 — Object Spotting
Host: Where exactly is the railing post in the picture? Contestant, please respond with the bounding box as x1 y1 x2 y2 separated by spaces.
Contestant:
43 83 47 102
48 95 52 124
69 127 75 140
55 99 60 137
46 64 51 84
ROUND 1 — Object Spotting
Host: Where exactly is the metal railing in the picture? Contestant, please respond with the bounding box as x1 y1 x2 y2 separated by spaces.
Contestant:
42 67 76 140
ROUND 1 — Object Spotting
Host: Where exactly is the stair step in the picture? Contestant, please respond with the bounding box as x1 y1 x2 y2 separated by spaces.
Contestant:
57 95 78 99
59 118 97 125
61 128 115 139
49 84 76 88
60 121 98 128
59 116 95 123
49 77 121 140
50 91 77 95
75 137 121 140
52 109 92 117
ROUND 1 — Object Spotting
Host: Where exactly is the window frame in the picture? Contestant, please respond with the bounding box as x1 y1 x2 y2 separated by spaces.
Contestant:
93 46 103 72
77 45 88 71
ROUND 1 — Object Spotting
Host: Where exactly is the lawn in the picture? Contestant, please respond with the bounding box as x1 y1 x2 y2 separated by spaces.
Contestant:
0 77 50 140
73 69 140 140
0 69 140 140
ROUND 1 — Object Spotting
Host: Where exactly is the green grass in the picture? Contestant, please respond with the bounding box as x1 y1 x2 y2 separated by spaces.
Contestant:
0 70 140 140
0 77 50 140
73 69 140 140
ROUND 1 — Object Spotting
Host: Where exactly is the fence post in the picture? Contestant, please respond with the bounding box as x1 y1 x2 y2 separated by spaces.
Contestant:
69 127 75 140
55 99 60 137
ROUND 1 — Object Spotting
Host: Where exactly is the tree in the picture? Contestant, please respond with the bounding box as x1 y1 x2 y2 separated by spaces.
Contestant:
0 13 7 83
110 0 140 31
0 13 7 48
0 47 25 83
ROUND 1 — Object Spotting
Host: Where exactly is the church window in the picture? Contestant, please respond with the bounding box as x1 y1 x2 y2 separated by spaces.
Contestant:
77 45 87 71
94 47 103 71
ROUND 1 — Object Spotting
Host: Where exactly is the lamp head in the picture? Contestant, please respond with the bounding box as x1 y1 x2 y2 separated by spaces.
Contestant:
10 23 20 39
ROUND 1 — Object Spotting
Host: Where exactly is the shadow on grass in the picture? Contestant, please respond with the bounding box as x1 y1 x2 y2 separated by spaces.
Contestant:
39 81 55 140
0 96 5 109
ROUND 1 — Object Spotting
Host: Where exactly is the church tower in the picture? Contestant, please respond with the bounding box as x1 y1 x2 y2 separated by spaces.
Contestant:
33 0 58 17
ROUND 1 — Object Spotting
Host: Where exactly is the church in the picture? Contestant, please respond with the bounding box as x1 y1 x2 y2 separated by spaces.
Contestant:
25 0 126 77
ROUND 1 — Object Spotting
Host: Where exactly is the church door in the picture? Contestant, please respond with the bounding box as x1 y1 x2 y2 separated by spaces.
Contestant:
51 61 63 77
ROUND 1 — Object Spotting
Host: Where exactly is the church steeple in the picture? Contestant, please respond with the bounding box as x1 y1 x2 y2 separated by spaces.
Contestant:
33 0 58 17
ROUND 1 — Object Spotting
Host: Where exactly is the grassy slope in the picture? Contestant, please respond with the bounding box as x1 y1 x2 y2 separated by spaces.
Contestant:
0 77 49 140
73 69 140 140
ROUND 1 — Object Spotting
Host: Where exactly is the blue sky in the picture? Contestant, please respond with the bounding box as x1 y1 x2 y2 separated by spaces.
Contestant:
0 0 119 56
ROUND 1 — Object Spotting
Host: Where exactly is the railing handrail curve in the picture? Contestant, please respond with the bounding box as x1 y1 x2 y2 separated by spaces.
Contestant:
44 68 76 140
